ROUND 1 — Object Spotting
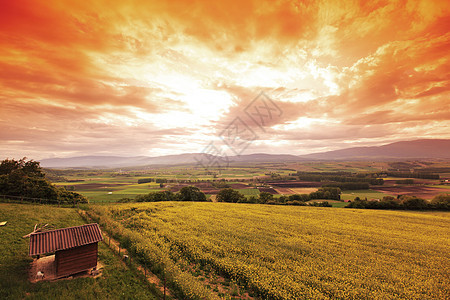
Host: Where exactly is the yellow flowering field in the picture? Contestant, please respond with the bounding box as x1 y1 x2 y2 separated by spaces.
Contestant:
87 202 449 299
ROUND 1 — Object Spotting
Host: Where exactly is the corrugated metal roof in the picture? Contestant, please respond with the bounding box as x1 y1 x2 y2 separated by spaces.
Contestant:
29 223 103 256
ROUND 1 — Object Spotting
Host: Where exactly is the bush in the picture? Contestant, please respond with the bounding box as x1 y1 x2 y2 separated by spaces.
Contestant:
430 194 450 210
399 195 428 210
286 200 306 206
247 196 258 204
309 187 341 200
266 200 278 205
278 195 288 204
308 201 332 207
137 178 154 184
179 186 207 202
216 188 245 203
345 195 442 210
258 192 274 204
135 191 177 202
288 194 309 202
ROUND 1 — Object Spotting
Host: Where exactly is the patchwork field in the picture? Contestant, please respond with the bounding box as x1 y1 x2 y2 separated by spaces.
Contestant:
372 186 450 199
340 189 392 201
289 187 319 194
87 202 450 300
49 161 450 203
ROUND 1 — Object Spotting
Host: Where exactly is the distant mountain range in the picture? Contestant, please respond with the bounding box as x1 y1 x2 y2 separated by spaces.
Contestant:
299 139 450 160
39 139 450 168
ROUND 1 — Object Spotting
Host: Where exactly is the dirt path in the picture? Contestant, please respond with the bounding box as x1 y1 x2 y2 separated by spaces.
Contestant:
79 210 254 299
78 211 171 297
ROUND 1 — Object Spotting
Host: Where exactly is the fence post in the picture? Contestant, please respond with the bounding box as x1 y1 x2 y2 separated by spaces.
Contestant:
164 270 166 300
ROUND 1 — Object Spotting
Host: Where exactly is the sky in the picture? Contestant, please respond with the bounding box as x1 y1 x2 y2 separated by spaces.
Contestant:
1 0 449 160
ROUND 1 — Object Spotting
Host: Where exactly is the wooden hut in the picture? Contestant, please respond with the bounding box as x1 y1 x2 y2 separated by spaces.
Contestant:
29 223 103 277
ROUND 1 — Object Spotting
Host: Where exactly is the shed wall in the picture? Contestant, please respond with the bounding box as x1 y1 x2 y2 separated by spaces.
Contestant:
55 243 98 277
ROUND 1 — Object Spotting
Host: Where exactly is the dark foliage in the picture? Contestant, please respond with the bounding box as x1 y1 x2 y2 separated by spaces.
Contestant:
345 194 449 211
137 178 154 184
386 172 439 179
216 188 245 203
0 158 87 204
135 190 178 202
395 179 415 184
134 186 207 202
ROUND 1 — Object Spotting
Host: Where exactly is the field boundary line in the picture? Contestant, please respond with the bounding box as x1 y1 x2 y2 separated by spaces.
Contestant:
78 210 172 298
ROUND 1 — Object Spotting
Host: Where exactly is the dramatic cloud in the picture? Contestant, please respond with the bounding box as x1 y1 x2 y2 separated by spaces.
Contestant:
0 0 449 159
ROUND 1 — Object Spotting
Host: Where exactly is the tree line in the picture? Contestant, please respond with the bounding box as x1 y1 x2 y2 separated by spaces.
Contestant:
129 186 207 202
0 158 87 204
122 186 341 207
346 194 449 210
385 171 439 179
216 187 339 206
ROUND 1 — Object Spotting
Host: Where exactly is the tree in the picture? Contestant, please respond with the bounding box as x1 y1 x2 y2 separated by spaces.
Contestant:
247 196 258 203
278 195 288 204
0 158 87 204
400 195 428 210
135 190 176 202
431 194 450 210
258 192 274 204
0 158 44 178
216 188 245 203
179 186 207 201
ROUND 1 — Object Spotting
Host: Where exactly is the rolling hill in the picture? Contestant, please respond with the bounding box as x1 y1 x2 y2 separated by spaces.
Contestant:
39 139 450 168
299 139 450 160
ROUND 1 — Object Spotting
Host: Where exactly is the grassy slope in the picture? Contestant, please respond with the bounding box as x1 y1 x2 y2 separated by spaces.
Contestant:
91 202 450 299
0 203 159 300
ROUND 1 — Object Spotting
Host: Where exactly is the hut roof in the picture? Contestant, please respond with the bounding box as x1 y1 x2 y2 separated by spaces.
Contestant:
29 223 103 256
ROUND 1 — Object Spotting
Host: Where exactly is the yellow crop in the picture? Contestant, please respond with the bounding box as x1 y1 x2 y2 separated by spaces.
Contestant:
88 202 450 299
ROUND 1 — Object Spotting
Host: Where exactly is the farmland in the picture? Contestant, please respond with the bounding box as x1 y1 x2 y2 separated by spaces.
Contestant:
48 161 450 203
1 159 450 299
86 202 450 300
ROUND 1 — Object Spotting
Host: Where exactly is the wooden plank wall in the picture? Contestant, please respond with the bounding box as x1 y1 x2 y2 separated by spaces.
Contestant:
56 243 98 277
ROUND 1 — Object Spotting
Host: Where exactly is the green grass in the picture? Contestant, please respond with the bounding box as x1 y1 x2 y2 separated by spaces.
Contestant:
80 192 136 203
238 188 260 196
341 189 391 201
80 187 165 203
331 201 348 208
0 203 160 299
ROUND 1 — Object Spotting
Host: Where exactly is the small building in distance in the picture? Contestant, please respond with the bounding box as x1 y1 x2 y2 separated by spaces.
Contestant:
29 223 103 278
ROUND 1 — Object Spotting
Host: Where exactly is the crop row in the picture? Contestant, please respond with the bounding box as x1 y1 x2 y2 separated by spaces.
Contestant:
87 202 450 299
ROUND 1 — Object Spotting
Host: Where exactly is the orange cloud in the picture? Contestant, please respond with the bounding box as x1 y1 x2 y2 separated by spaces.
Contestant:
0 0 449 158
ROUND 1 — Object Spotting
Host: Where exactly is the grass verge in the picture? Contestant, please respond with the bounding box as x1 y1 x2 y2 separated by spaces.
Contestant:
0 203 159 299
